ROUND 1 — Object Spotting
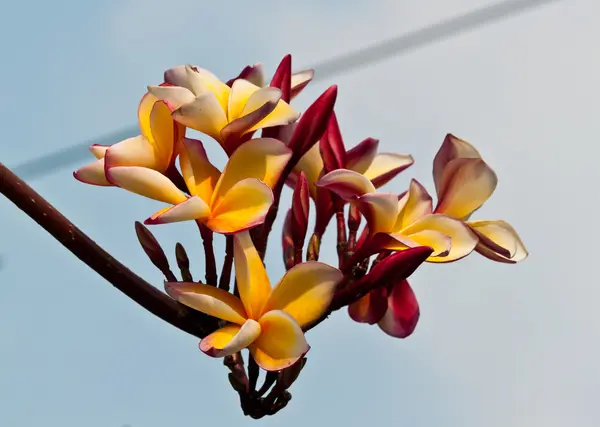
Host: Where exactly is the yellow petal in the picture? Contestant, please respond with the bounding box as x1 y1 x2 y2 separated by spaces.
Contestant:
73 158 111 186
147 100 184 170
262 261 342 327
199 321 261 358
435 158 497 220
362 153 414 187
393 179 433 231
386 230 451 258
228 79 261 122
172 92 228 142
290 69 314 99
294 142 324 199
186 65 231 112
243 88 300 132
165 281 247 324
89 145 109 159
146 85 196 110
354 193 399 234
146 195 210 225
433 134 481 195
233 231 272 319
137 92 159 143
249 310 309 371
179 138 220 203
468 219 529 263
103 135 159 170
316 169 376 201
402 214 478 262
211 138 292 206
207 178 273 234
105 166 187 205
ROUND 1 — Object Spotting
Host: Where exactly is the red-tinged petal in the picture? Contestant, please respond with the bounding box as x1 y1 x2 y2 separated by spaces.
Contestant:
314 184 335 235
172 92 228 142
199 321 261 358
291 172 310 244
282 209 295 270
354 192 399 234
346 137 379 173
469 219 528 263
249 310 310 371
320 111 346 172
138 92 158 143
316 169 376 201
221 99 278 153
367 153 414 188
165 281 247 323
89 144 109 159
179 138 220 203
243 88 299 133
378 280 420 339
290 69 314 100
228 79 262 122
263 261 342 327
103 135 158 170
147 85 195 110
394 179 433 231
73 159 111 186
288 85 338 156
226 62 265 87
433 134 481 196
435 158 498 220
105 166 188 205
386 230 451 258
270 54 292 102
348 286 388 325
145 195 210 225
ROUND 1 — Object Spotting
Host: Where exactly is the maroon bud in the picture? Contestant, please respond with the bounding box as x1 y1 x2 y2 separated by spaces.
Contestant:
291 172 310 245
270 54 292 103
134 221 175 281
282 209 295 270
320 111 346 173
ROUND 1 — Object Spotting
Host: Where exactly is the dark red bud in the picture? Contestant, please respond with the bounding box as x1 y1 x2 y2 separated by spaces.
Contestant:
291 172 310 245
270 54 292 103
320 111 346 173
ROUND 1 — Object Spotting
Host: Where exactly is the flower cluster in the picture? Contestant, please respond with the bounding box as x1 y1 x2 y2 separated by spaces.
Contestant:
74 54 527 410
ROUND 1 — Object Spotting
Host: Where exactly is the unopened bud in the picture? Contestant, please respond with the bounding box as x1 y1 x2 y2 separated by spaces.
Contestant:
320 111 346 173
175 243 193 282
134 221 175 281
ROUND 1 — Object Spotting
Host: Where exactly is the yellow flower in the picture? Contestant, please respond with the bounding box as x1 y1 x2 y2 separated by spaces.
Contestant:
147 65 299 149
105 138 292 234
74 92 183 186
165 231 343 371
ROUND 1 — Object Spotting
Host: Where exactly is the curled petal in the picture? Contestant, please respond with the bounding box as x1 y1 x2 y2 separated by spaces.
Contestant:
89 144 109 159
172 93 228 142
377 280 420 339
233 231 272 319
138 92 159 143
179 138 220 202
164 65 209 94
228 79 261 122
199 321 261 358
291 172 310 244
73 158 111 186
147 85 196 110
469 220 529 263
263 261 342 327
103 135 158 170
345 138 379 174
250 310 310 371
354 193 399 234
105 166 187 205
294 142 324 199
365 153 414 188
435 158 497 220
402 214 478 262
388 230 451 258
227 62 265 87
145 195 210 225
316 169 376 201
164 282 247 324
221 99 277 148
244 88 299 132
147 101 183 169
290 69 314 99
348 286 388 325
184 65 231 110
208 178 273 234
433 134 481 195
211 138 292 206
320 111 346 172
394 179 433 231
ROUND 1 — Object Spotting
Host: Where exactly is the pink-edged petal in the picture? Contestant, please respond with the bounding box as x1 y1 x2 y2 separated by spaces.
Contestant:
243 88 299 132
402 214 478 262
147 85 196 110
220 99 277 152
377 280 420 339
233 231 272 319
348 286 388 325
394 179 433 231
165 281 247 323
105 166 187 205
207 178 273 234
211 138 292 206
172 92 228 142
263 261 342 327
346 137 379 173
199 320 261 358
435 158 498 220
89 144 109 159
73 159 111 186
433 133 481 195
179 138 220 202
386 230 452 257
354 192 399 234
164 65 206 94
250 310 310 371
316 169 376 201
103 135 158 170
145 195 210 225
290 69 314 99
469 219 529 263
366 153 414 188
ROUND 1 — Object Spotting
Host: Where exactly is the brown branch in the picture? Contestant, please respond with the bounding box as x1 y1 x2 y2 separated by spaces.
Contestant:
218 235 234 291
0 162 212 339
335 209 347 267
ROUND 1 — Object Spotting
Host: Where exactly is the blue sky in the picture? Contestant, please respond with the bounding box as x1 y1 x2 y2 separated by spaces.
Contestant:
1 0 599 426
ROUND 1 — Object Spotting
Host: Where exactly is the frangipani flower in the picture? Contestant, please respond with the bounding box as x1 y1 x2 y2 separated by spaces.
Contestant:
317 170 478 262
165 231 343 371
147 65 299 151
106 137 292 234
432 134 528 263
74 92 183 186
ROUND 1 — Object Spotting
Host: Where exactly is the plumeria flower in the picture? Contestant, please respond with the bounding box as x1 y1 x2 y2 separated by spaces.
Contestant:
432 134 528 263
165 231 343 371
147 65 299 151
105 137 292 234
317 170 478 262
74 92 183 186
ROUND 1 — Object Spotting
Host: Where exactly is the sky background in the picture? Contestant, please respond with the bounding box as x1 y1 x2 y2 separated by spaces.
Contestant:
1 0 598 426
